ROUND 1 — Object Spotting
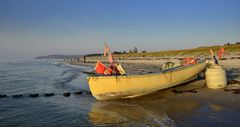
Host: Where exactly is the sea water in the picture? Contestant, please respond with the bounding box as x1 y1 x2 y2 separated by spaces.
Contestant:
0 59 95 126
0 59 240 127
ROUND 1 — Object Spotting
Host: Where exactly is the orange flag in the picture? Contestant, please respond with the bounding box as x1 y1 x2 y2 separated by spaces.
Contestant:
95 61 105 74
104 44 109 56
95 61 112 75
217 47 224 59
103 43 115 64
210 49 214 58
109 53 114 64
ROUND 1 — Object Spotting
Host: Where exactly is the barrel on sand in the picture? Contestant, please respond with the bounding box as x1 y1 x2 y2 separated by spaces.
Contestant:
205 64 227 89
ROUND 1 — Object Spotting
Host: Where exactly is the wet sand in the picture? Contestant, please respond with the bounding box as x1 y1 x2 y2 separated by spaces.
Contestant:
88 78 240 126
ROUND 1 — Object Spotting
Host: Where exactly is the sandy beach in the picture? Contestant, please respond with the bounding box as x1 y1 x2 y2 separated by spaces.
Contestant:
82 58 240 126
68 56 240 75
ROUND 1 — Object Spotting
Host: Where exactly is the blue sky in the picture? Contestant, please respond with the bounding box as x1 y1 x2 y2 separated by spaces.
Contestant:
0 0 239 59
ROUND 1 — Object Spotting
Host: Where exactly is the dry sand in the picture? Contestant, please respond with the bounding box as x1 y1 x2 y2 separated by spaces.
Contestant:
77 58 240 75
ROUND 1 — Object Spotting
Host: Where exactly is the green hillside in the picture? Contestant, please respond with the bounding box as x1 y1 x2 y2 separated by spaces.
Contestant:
114 44 240 57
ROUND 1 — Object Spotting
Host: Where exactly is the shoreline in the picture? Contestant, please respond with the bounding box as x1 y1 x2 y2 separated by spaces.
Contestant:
66 57 240 105
64 57 240 75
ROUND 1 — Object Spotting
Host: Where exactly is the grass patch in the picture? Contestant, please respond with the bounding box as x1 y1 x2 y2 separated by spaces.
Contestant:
113 44 240 58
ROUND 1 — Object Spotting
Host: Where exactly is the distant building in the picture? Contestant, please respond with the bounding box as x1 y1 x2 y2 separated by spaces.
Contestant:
224 42 230 46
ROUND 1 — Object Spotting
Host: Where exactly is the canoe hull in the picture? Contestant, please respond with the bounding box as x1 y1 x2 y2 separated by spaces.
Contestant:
87 62 206 100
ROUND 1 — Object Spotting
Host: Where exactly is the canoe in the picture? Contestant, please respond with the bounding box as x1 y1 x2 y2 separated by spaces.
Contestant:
87 62 206 100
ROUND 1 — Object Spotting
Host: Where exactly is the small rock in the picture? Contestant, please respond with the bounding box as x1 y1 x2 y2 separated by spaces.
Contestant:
29 94 39 97
74 91 83 95
0 95 7 98
12 95 23 98
44 93 54 97
63 92 70 97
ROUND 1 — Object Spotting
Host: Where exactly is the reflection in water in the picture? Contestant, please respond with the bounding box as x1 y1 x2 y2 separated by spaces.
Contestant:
89 101 175 126
88 89 203 127
209 103 223 112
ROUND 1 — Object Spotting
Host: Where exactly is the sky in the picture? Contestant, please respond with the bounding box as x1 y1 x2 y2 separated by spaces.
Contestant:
0 0 240 59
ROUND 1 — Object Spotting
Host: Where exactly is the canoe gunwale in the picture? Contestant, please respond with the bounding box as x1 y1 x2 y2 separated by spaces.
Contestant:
87 61 206 80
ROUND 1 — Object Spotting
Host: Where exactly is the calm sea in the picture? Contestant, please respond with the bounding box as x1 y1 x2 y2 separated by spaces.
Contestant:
0 59 240 127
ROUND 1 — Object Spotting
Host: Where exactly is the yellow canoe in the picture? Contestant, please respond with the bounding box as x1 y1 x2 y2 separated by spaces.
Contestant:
87 62 206 100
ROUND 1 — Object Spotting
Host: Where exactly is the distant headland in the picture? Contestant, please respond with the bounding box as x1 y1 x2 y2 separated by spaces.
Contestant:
35 42 240 60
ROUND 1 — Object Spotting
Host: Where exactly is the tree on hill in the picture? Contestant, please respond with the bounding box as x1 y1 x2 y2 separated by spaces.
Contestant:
133 47 138 53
